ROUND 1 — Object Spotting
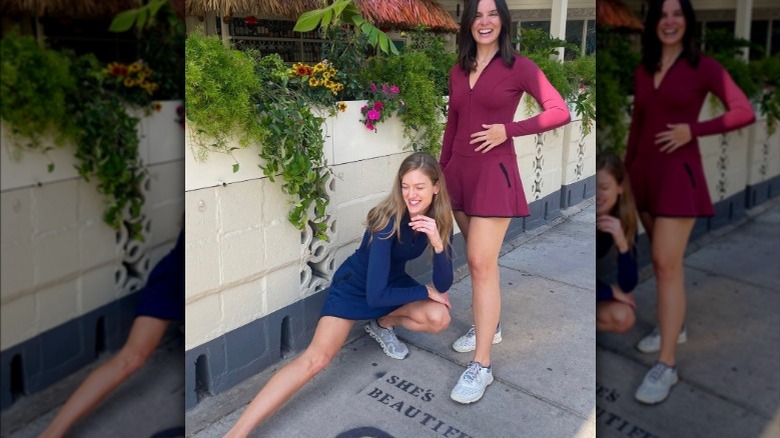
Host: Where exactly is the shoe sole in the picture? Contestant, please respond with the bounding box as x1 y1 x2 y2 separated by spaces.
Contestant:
450 373 494 404
634 375 679 404
364 324 407 360
452 333 503 353
636 334 687 354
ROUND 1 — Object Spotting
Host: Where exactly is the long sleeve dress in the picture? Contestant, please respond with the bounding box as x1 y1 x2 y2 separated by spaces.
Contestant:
624 54 755 217
439 53 571 217
596 230 638 302
319 216 453 320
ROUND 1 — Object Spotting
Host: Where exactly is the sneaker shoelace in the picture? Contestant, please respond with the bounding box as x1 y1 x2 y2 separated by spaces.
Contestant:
462 362 481 384
648 362 668 382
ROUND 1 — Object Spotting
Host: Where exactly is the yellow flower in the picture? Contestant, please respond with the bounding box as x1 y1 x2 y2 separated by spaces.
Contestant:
312 63 325 74
128 62 142 73
308 77 320 87
337 102 347 112
322 71 332 80
123 77 136 87
328 67 337 76
152 102 163 112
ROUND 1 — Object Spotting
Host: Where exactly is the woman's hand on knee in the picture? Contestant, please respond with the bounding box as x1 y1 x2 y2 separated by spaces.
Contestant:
426 285 451 310
611 285 636 309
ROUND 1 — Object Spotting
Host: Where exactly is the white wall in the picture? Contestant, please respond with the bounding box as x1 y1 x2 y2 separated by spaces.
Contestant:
0 101 185 351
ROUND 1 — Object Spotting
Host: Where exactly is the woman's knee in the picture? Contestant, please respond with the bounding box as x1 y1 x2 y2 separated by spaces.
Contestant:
612 306 635 333
302 349 334 376
652 251 683 279
427 308 451 333
116 348 151 376
466 253 498 278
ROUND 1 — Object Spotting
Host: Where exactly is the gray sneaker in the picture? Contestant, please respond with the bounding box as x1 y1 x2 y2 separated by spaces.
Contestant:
635 361 678 404
452 323 502 353
365 319 408 360
636 324 687 353
450 361 494 404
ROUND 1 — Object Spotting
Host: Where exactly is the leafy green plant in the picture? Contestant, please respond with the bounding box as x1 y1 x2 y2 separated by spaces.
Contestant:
320 25 373 100
68 55 146 238
185 31 265 163
405 26 456 97
595 30 639 156
363 50 446 155
294 0 398 55
254 54 332 239
750 54 780 135
703 29 759 101
0 32 76 165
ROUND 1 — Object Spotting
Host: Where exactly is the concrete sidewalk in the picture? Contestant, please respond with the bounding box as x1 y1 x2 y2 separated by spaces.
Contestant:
1 327 185 438
186 199 597 437
596 198 780 438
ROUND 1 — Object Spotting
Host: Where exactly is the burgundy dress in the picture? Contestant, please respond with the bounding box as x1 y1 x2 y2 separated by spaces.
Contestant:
624 54 755 217
439 53 570 217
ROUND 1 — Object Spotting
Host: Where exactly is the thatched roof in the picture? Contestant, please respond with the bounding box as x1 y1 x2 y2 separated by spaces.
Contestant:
596 0 643 31
1 0 185 19
186 0 458 33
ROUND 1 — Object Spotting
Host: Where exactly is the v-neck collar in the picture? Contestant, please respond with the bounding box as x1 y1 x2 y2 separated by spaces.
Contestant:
653 53 682 91
469 53 499 91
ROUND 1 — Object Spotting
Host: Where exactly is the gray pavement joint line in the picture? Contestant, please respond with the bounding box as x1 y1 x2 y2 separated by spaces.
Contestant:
595 344 776 420
682 263 779 293
393 334 591 421
497 262 591 292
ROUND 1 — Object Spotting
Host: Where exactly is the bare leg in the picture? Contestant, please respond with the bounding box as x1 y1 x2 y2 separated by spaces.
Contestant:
379 299 451 333
597 301 636 333
651 217 694 366
465 217 510 367
40 316 169 438
225 317 354 438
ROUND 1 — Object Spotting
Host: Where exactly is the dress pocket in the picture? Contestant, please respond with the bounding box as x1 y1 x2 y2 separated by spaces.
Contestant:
498 162 512 188
682 163 697 188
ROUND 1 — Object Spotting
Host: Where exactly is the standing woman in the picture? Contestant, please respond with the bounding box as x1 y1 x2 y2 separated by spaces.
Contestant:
440 0 570 404
625 0 754 404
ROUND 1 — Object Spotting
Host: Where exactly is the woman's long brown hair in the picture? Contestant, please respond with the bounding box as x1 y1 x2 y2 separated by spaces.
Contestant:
597 153 638 249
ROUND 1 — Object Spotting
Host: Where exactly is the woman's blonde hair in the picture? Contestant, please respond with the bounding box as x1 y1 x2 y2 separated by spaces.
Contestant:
597 153 638 249
366 152 453 252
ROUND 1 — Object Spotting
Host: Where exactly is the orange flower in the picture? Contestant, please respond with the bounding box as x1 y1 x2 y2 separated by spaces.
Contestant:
107 62 128 77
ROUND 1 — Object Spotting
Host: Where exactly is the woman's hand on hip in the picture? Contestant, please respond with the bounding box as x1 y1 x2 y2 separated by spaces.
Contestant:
655 123 692 153
426 285 451 309
410 215 444 253
470 124 507 153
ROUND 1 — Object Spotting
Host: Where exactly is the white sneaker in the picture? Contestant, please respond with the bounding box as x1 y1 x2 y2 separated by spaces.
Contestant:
450 361 494 404
636 324 687 353
452 324 502 353
365 319 408 360
635 361 679 404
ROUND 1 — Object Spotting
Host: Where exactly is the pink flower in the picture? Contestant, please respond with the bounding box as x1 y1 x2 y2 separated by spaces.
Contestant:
369 83 377 93
360 105 367 112
373 101 384 111
389 85 400 94
367 109 381 121
365 122 375 131
381 85 388 92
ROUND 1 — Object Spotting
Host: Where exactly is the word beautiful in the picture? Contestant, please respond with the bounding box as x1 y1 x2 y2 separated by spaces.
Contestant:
366 375 475 438
596 383 660 438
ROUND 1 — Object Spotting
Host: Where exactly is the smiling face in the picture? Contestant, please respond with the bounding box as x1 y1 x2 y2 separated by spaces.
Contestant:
596 169 623 217
656 0 686 48
401 169 439 217
471 0 501 48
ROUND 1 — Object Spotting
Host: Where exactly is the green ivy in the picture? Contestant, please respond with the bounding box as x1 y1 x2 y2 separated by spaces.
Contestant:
750 55 780 135
0 32 77 162
595 29 639 156
68 55 146 239
185 31 265 161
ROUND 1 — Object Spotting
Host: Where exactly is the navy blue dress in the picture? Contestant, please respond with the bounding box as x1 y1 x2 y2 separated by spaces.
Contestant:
596 230 638 302
320 216 453 320
135 230 184 320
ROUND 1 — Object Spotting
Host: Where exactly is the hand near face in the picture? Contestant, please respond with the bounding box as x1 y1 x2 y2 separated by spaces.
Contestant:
470 124 507 153
655 123 692 153
596 215 629 253
410 215 444 253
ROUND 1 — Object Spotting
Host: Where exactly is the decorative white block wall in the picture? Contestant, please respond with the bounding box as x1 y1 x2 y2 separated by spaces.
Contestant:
0 100 185 351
